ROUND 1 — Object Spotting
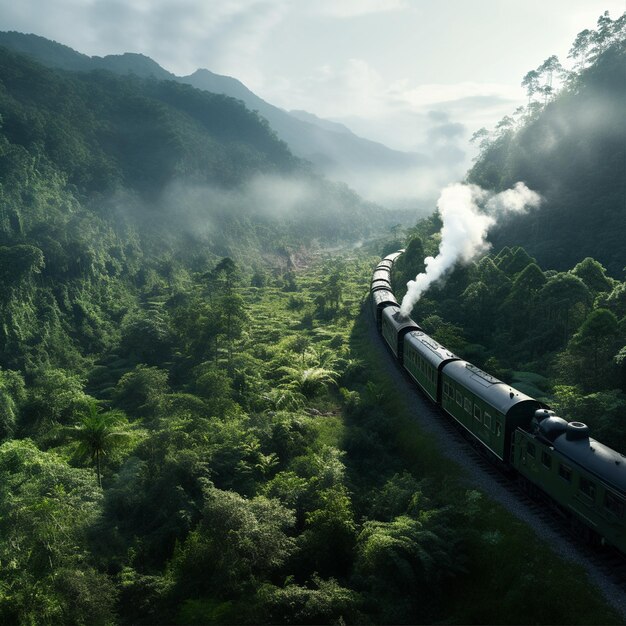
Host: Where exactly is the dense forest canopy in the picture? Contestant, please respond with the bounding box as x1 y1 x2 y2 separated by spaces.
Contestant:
469 11 625 275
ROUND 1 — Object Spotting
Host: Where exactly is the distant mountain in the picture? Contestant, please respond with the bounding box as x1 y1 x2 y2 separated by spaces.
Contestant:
181 67 427 175
0 43 297 196
0 31 93 71
288 110 353 135
0 42 386 270
0 32 172 78
0 31 427 193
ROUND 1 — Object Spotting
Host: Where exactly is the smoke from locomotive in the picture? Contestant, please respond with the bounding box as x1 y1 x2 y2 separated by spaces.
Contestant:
399 182 541 317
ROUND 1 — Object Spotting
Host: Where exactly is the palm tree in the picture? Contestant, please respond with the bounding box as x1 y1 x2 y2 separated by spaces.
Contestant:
70 401 129 487
279 365 338 399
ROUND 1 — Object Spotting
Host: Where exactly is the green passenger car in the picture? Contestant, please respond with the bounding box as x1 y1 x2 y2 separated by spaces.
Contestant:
440 360 543 461
403 331 459 402
371 288 398 331
381 306 420 363
512 416 626 553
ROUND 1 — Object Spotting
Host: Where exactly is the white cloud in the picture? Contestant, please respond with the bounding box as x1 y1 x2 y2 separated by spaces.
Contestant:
399 82 523 109
313 0 409 18
269 58 390 119
265 58 524 149
0 0 291 76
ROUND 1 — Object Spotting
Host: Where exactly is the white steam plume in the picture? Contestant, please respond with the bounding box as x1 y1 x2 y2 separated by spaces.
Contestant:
399 182 541 317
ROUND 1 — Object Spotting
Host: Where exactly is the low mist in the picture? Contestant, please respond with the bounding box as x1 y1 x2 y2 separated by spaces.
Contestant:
100 171 386 258
399 182 541 317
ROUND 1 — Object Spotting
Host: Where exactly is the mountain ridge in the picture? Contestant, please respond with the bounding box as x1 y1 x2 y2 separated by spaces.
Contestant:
0 31 427 189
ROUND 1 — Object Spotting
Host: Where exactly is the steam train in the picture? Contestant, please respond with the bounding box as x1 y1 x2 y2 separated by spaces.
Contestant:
372 251 626 555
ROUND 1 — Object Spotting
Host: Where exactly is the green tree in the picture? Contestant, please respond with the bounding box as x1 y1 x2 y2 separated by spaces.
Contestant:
256 576 362 625
571 257 614 296
280 365 337 399
120 310 173 365
538 273 591 347
558 308 620 390
568 28 594 71
209 257 238 294
0 440 116 625
521 69 540 105
0 368 25 440
501 262 546 342
168 485 296 603
20 368 92 438
70 400 130 487
353 508 463 623
113 364 170 419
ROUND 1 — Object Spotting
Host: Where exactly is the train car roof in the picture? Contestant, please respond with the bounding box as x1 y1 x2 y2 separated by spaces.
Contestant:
383 251 404 263
553 434 626 494
372 289 398 307
442 360 538 415
372 268 391 282
371 279 392 291
404 330 459 369
371 282 395 294
381 306 421 333
377 260 394 270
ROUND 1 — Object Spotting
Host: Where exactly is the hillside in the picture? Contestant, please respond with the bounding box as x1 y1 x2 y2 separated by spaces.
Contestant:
1 44 385 249
0 31 427 198
182 68 427 176
468 33 626 275
0 42 388 375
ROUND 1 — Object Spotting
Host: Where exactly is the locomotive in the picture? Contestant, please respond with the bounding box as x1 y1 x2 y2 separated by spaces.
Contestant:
372 251 626 555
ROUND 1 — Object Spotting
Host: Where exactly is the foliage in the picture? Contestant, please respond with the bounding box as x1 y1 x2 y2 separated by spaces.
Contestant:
68 401 130 487
0 440 116 625
468 12 626 274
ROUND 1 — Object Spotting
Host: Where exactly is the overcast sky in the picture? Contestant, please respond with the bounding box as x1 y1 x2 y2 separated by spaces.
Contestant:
1 0 623 198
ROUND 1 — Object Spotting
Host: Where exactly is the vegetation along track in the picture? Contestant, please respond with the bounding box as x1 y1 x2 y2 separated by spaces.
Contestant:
365 299 626 618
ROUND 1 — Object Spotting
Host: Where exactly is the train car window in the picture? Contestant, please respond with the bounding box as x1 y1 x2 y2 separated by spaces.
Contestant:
495 422 501 437
456 390 462 406
464 398 472 414
559 464 572 483
526 442 536 458
443 382 450 397
604 492 625 518
579 476 596 500
484 412 492 429
541 451 552 469
473 405 481 421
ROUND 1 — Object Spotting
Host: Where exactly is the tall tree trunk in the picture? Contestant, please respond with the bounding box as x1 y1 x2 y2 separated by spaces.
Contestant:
96 451 102 488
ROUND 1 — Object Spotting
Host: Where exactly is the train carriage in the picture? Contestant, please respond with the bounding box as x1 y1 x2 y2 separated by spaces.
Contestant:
440 360 543 462
381 306 421 363
372 268 392 286
371 289 398 331
403 330 459 403
383 251 404 264
371 279 393 292
513 417 626 553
